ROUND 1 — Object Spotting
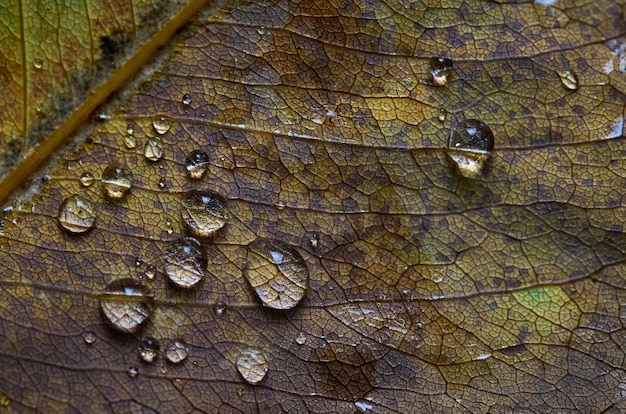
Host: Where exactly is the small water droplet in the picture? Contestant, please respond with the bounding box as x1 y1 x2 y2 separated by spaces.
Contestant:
437 108 447 122
58 193 97 233
126 124 134 135
236 348 268 385
447 119 494 178
99 279 153 333
215 302 226 315
295 332 306 345
245 238 309 310
138 338 160 363
96 113 110 122
152 116 171 135
128 366 139 378
417 322 424 329
274 201 286 210
145 266 156 280
79 172 95 187
124 135 136 149
165 237 204 288
430 57 453 86
308 232 319 249
158 177 167 189
185 150 210 179
144 138 164 161
135 257 143 267
102 163 133 199
164 340 188 364
181 190 228 237
33 58 43 69
181 94 192 105
84 331 97 344
558 69 579 90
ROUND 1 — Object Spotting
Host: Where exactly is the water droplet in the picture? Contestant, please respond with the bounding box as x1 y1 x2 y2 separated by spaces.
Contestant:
447 119 494 178
215 302 226 315
138 338 160 363
185 150 210 179
33 58 43 69
165 237 204 288
152 116 171 135
181 190 228 237
274 201 286 210
145 266 156 280
236 348 268 385
84 331 97 344
245 238 309 310
99 279 153 333
102 163 133 199
144 138 164 162
308 232 319 249
181 94 192 105
437 108 447 122
124 135 136 149
430 57 453 86
127 124 134 135
295 332 306 345
558 69 579 90
58 193 97 233
128 366 139 378
164 340 188 364
135 257 143 267
77 172 93 187
158 177 167 189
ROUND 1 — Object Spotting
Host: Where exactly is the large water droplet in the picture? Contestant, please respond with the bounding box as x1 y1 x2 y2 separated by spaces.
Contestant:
164 340 188 364
79 172 95 187
245 238 309 310
102 163 133 199
236 348 268 385
138 338 159 363
165 237 205 288
181 190 228 237
558 69 579 90
447 119 494 178
58 193 97 233
152 116 171 135
430 57 453 86
185 150 210 179
99 279 153 333
144 138 164 162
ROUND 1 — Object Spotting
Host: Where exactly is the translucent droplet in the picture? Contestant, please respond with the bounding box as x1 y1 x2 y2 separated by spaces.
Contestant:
165 237 204 288
124 135 136 149
181 190 228 237
135 257 143 267
236 348 268 385
308 232 319 249
145 266 156 280
181 94 192 105
33 58 42 69
58 193 97 233
158 177 167 189
126 124 134 135
185 150 210 179
430 57 453 86
437 108 447 122
152 116 171 135
99 279 153 333
274 201 286 210
295 332 306 345
79 172 94 187
447 119 494 179
84 331 97 344
144 138 164 162
164 340 188 364
245 238 309 310
102 163 133 199
138 338 159 363
215 302 226 315
128 366 139 378
559 69 579 90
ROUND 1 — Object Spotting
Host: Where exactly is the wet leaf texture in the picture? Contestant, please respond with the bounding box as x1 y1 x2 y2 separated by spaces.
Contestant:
1 0 626 412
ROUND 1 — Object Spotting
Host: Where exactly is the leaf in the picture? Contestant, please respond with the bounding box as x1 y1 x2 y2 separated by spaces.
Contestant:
1 0 626 413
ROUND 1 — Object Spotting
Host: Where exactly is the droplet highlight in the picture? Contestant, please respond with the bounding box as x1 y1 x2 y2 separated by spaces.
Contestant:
558 69 579 90
79 172 95 187
164 340 188 364
99 279 153 333
447 119 494 179
245 238 309 310
181 190 228 237
152 116 171 135
138 338 159 363
165 237 205 288
430 57 453 86
58 193 97 233
236 348 268 385
185 150 210 179
102 163 133 199
144 138 164 162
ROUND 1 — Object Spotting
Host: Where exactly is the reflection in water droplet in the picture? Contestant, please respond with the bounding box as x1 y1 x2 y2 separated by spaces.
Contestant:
33 58 43 69
152 116 171 135
102 163 133 199
447 119 494 179
181 190 228 237
144 138 164 162
295 332 306 345
430 57 453 86
79 172 95 187
139 338 159 363
164 340 188 364
84 331 97 344
58 194 97 233
236 348 268 385
558 69 579 90
99 279 153 333
274 201 286 210
308 232 319 249
245 238 309 310
128 366 139 378
185 150 210 179
165 237 204 288
182 94 192 105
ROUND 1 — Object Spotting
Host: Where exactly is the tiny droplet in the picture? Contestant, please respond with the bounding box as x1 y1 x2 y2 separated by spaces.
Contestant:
128 366 139 378
295 332 306 345
158 177 167 189
181 190 228 237
558 69 579 90
437 108 447 122
152 116 171 135
165 237 205 288
79 172 95 187
126 124 134 135
58 194 97 233
84 331 97 344
164 340 188 364
33 58 43 69
138 338 160 363
430 57 453 86
185 150 210 179
124 135 136 149
144 138 164 162
447 119 494 179
182 94 192 105
99 279 153 333
215 302 226 315
102 163 133 199
236 348 268 385
145 266 156 280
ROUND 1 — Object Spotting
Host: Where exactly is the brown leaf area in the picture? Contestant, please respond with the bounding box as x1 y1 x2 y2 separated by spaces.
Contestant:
2 1 626 413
